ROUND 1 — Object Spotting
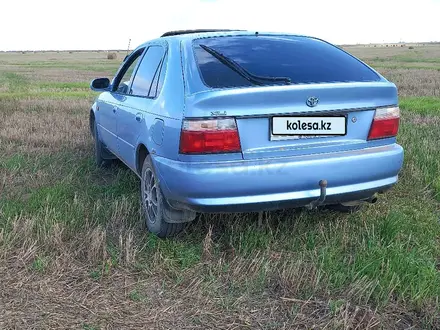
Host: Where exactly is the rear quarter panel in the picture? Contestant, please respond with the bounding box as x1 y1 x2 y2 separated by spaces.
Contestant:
134 39 186 163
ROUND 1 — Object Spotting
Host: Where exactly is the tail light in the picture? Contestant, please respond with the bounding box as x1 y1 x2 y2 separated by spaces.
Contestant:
367 106 400 140
179 118 241 154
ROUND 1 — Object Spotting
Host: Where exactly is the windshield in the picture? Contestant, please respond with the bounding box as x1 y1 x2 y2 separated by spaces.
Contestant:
193 35 381 88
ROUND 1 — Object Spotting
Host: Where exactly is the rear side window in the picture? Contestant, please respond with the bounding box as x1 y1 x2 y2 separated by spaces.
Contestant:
193 36 380 88
131 46 165 97
149 52 167 98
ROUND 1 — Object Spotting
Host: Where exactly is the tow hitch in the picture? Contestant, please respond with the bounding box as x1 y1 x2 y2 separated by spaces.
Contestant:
306 180 328 210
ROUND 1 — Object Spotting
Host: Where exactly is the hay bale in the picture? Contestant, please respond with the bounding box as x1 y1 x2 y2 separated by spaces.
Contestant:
107 52 117 60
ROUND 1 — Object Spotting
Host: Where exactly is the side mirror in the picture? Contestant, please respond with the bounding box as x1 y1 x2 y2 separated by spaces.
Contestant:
90 78 110 91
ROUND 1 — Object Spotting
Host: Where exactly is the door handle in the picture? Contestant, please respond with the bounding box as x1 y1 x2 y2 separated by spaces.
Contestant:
135 113 143 122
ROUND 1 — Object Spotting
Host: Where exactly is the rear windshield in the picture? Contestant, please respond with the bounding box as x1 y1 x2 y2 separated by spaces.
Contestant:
193 36 380 88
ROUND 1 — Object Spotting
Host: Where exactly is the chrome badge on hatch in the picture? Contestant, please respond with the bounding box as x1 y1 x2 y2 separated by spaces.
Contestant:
306 96 319 107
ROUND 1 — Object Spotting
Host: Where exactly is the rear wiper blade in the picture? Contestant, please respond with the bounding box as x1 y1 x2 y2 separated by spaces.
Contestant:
199 44 291 86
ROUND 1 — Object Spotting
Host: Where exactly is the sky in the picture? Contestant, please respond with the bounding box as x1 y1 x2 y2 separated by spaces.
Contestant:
1 0 440 51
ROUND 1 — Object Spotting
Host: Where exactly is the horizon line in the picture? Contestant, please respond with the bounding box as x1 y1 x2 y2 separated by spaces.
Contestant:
3 40 440 53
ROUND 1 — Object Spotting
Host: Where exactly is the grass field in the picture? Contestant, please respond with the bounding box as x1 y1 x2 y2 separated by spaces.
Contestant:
1 45 440 329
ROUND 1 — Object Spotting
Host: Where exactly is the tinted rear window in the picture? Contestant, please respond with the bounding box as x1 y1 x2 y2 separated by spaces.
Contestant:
131 46 165 97
193 36 380 88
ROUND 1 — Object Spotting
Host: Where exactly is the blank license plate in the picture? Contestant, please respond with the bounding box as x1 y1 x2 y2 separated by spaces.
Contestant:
272 116 347 136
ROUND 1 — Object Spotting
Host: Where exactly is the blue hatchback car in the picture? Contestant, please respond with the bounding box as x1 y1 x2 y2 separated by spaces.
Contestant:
90 30 404 237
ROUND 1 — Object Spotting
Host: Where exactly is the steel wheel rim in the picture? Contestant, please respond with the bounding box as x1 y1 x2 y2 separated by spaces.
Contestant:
143 168 159 223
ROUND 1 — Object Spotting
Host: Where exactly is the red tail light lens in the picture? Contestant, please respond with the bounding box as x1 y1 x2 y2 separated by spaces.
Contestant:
368 107 400 140
179 118 241 154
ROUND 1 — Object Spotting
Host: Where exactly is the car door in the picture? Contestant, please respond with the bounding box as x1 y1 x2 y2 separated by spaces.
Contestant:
102 48 144 157
116 45 166 169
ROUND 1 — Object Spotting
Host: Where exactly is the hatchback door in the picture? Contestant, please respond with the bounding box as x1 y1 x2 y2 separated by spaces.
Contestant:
184 35 398 160
184 82 397 160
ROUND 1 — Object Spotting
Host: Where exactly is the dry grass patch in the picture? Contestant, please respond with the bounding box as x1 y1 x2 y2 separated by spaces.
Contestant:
377 68 440 97
0 249 437 329
344 45 440 61
0 100 89 152
19 67 114 83
0 98 91 114
0 98 92 197
406 113 440 126
0 51 121 64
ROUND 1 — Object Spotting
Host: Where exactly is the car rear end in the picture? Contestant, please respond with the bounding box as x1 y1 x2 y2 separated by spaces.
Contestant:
154 32 404 212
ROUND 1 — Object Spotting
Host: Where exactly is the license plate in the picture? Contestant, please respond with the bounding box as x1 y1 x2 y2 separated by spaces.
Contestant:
272 116 347 136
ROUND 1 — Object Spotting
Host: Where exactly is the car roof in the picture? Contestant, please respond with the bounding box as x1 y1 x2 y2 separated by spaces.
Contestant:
160 29 243 37
160 30 311 40
136 30 313 47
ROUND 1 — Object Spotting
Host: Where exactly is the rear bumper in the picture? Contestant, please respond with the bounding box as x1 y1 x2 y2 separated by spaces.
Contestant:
154 144 404 213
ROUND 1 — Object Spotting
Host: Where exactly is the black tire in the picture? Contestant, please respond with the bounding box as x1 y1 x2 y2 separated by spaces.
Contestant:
92 121 112 167
141 156 186 238
326 203 362 213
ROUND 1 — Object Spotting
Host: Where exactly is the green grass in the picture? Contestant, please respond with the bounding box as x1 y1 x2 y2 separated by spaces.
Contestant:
1 157 138 230
0 153 27 171
0 72 94 99
394 55 440 64
0 72 30 91
399 97 440 197
82 324 100 330
31 256 49 272
399 119 440 199
400 97 440 116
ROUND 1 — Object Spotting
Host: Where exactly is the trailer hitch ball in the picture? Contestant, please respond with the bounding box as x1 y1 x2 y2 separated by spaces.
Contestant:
318 180 328 203
306 179 328 210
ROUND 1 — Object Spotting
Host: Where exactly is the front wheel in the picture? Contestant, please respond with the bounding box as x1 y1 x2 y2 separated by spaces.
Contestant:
93 121 113 167
141 156 187 238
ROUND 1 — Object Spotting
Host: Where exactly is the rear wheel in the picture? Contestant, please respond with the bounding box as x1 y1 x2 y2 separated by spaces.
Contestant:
141 156 187 238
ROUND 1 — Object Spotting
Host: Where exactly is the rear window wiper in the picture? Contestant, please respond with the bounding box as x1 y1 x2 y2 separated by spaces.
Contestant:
199 44 291 86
